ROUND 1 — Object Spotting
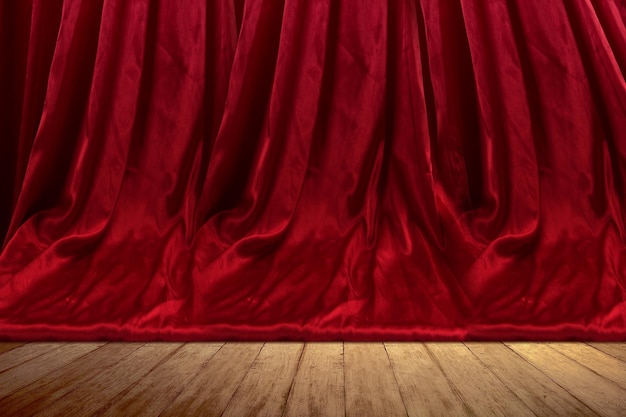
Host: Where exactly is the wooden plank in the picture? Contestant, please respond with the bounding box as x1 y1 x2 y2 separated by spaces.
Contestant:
0 342 103 399
426 343 534 417
159 342 263 417
344 342 407 417
283 343 344 417
220 342 303 417
548 343 626 389
0 343 63 373
385 343 469 417
507 342 626 417
466 342 599 416
3 341 623 417
587 343 626 363
0 343 25 356
31 343 182 417
0 343 141 416
99 343 223 417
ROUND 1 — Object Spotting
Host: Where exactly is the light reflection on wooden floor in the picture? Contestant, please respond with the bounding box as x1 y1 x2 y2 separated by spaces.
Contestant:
0 341 625 416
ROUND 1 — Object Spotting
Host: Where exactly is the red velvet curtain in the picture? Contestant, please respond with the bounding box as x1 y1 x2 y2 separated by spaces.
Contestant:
1 0 625 341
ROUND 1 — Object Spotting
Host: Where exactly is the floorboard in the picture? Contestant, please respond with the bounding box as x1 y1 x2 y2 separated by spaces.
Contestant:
0 341 625 416
466 342 599 416
427 343 535 416
0 343 141 416
344 342 407 417
385 342 469 417
588 343 626 363
283 342 344 417
548 342 626 389
506 342 626 417
160 342 263 417
100 342 223 417
220 342 303 417
32 343 181 417
0 343 24 356
0 343 102 399
0 343 63 373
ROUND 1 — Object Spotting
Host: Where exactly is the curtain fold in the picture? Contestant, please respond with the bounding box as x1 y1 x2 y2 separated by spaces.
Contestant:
0 0 625 341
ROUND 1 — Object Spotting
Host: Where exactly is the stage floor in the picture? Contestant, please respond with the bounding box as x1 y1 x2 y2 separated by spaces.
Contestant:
0 341 624 416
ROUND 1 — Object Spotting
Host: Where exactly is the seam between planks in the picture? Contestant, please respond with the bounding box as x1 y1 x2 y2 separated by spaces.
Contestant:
382 342 410 417
218 342 266 417
0 344 66 375
15 343 145 415
280 342 306 417
0 342 108 403
423 344 476 417
545 343 626 392
155 342 227 417
502 343 603 416
463 342 540 417
0 343 26 356
92 343 184 416
584 342 626 364
343 342 347 417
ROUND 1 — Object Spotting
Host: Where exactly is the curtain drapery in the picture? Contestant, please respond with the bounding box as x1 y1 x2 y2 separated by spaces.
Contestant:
1 0 625 341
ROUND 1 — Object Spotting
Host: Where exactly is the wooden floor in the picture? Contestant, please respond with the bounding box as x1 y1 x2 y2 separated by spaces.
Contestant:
0 342 625 416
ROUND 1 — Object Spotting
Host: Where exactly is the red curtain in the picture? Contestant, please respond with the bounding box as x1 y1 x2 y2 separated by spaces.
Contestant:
1 0 625 341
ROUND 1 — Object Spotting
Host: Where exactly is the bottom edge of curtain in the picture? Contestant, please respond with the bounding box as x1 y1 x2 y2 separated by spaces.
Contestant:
1 323 624 342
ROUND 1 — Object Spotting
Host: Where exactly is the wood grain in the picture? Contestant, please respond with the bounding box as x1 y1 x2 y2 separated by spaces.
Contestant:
159 342 263 417
344 342 407 417
284 342 344 417
426 343 535 417
0 343 141 416
0 342 103 399
221 342 304 417
588 343 626 363
0 343 63 373
1 341 626 416
507 342 626 417
549 342 626 389
31 343 182 417
385 342 469 417
0 343 24 356
99 343 223 417
466 342 599 416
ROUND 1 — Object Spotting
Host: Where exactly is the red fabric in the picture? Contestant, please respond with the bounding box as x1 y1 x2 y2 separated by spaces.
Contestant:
1 0 625 341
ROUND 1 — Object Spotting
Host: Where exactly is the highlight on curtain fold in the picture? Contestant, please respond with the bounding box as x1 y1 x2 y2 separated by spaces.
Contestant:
0 0 624 341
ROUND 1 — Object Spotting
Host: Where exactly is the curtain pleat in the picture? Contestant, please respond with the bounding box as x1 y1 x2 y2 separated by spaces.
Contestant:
0 0 624 340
